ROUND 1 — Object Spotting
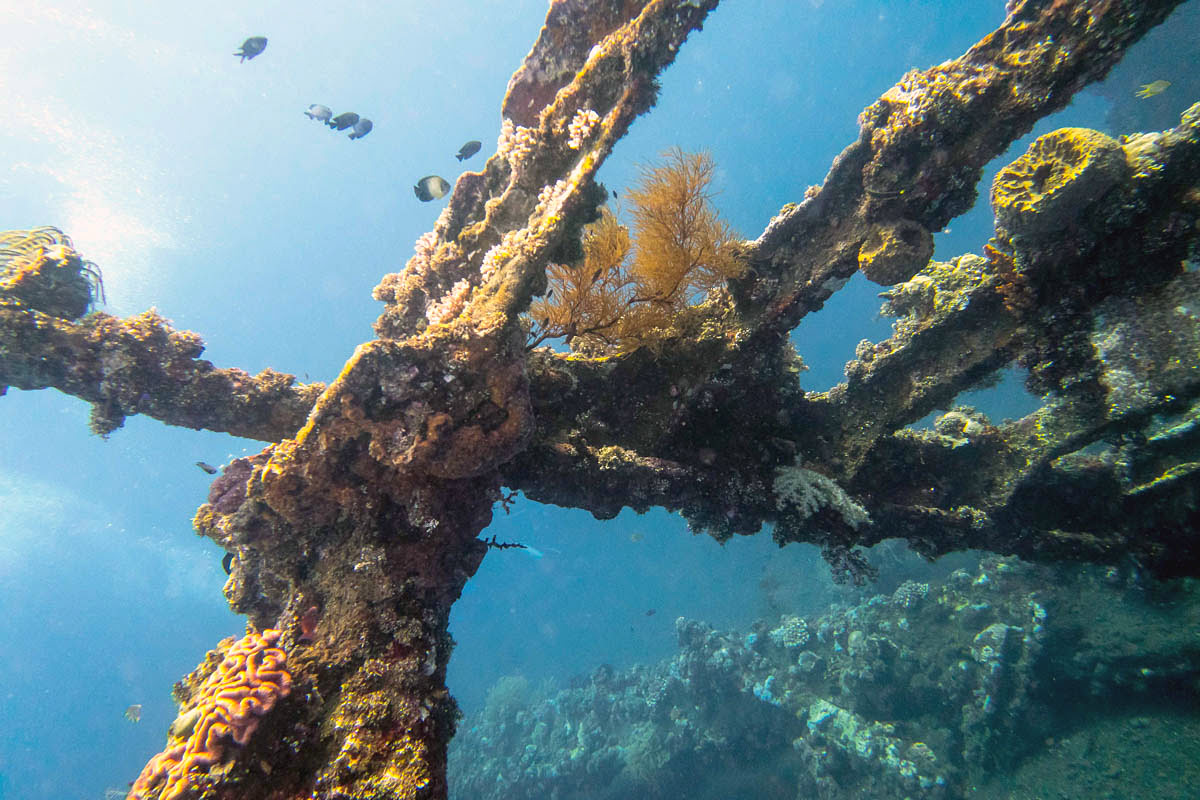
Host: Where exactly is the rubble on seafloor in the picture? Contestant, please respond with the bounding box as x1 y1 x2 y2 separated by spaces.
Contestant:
449 556 1200 800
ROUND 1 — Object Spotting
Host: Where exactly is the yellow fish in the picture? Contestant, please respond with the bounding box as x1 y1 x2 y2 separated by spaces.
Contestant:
1136 80 1170 98
124 703 142 723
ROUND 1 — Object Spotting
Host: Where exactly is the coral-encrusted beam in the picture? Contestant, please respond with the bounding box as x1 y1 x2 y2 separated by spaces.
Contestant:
734 0 1184 336
176 3 725 800
0 307 323 440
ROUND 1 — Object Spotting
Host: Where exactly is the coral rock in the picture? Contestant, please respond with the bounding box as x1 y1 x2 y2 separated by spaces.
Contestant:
129 629 292 800
857 219 934 286
990 127 1127 239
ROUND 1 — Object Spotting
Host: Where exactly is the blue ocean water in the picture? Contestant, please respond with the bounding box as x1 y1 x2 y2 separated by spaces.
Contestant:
1 2 1197 798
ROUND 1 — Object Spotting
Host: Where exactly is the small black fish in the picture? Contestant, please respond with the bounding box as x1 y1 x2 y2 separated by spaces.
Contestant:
414 175 451 202
234 36 268 62
348 118 373 140
328 112 360 131
645 609 656 617
196 461 217 474
222 552 235 575
455 140 482 161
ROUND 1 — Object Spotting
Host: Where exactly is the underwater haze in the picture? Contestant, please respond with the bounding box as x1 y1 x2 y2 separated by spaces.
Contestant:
2 1 1199 799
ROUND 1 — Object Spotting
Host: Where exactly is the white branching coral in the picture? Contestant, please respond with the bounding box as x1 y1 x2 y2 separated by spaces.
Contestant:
481 226 537 283
406 230 439 278
537 179 564 209
567 108 601 150
400 225 458 282
498 118 539 171
413 230 438 258
480 242 505 283
774 465 870 529
425 278 472 325
535 179 569 217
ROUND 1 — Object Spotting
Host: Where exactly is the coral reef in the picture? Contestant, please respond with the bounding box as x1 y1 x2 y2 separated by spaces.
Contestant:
450 557 1200 799
191 5 725 798
0 226 323 439
129 629 292 800
503 7 1200 579
2 1 1198 797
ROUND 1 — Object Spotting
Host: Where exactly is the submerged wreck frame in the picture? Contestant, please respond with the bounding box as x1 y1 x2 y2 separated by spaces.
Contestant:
2 0 1198 797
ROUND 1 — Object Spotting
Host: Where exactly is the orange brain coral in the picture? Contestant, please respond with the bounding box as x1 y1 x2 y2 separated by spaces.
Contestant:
129 628 292 800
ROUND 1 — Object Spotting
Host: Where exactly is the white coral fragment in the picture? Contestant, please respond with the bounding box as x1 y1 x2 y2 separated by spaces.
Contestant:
567 108 601 150
425 278 472 325
498 118 539 175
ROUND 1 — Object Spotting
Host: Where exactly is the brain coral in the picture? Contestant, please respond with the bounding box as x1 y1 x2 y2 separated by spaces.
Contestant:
129 628 292 800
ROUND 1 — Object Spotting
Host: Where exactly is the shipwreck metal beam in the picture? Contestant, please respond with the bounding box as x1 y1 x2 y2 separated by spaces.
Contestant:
0 305 322 440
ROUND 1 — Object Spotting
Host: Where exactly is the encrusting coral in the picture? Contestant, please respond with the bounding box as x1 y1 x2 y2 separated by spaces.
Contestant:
990 127 1128 239
128 629 292 800
0 302 324 440
857 219 934 286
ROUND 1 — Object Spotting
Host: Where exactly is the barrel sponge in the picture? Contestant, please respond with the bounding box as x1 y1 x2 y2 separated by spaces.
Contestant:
990 127 1127 238
857 219 934 286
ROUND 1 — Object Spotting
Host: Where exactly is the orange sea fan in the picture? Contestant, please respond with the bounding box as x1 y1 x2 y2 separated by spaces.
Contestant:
528 148 741 353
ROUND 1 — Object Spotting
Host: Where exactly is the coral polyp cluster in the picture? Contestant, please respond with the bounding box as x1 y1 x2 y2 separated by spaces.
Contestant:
128 629 292 800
